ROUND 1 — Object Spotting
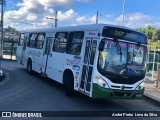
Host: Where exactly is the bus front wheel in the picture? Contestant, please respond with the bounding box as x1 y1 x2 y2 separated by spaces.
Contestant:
64 72 74 96
27 60 33 74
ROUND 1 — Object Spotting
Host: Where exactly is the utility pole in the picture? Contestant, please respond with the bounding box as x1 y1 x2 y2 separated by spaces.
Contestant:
46 11 58 28
55 11 58 28
0 0 5 59
0 0 5 78
121 0 126 26
152 46 157 80
96 11 98 24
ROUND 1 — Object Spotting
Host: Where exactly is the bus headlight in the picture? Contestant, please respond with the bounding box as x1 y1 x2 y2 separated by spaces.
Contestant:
95 76 109 88
136 82 144 90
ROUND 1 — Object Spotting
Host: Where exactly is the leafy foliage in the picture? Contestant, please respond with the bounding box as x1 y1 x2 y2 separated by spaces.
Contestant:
138 26 160 50
4 26 19 35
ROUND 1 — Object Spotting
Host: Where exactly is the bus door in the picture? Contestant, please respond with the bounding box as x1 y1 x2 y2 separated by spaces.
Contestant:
80 38 97 94
41 34 53 74
21 33 28 64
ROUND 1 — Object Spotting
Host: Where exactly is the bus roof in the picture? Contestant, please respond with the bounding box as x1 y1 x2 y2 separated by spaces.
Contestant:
20 24 146 36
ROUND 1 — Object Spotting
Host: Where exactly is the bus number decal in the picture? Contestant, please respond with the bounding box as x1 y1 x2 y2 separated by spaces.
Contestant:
88 32 96 36
106 40 127 47
72 56 81 71
27 51 41 57
127 65 145 70
114 30 124 37
66 59 73 66
66 56 81 71
75 72 80 88
75 80 78 88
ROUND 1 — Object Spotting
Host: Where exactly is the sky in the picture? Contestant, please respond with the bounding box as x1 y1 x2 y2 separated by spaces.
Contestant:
2 0 160 30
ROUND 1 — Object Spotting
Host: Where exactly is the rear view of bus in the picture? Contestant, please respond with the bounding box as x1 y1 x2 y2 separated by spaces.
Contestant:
92 26 147 99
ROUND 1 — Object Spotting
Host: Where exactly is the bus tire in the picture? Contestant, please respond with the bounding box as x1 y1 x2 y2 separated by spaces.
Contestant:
27 59 33 74
64 71 74 96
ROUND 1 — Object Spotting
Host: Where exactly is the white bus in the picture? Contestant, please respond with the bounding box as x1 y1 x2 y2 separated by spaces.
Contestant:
16 24 147 99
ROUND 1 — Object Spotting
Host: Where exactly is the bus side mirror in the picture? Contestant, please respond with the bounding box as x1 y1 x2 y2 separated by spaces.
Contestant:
98 40 105 51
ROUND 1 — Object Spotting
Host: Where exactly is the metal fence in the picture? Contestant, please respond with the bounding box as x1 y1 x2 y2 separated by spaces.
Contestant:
146 51 160 81
3 40 17 60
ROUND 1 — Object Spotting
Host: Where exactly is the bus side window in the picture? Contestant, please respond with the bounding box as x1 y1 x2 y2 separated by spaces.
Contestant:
28 33 37 48
66 31 84 55
18 33 25 46
52 32 68 53
35 33 45 49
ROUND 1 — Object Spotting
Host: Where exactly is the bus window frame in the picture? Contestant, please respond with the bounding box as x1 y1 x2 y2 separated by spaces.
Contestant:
28 33 37 48
18 33 25 46
35 33 45 49
52 32 68 53
66 31 84 55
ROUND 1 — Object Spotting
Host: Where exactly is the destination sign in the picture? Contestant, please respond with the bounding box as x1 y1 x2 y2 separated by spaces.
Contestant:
102 26 147 44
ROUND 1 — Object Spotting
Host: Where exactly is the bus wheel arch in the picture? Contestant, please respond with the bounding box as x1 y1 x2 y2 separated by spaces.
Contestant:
27 58 33 74
63 69 74 96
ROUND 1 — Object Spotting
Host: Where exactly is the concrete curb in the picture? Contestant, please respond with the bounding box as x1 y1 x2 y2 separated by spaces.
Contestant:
144 94 160 104
0 58 16 61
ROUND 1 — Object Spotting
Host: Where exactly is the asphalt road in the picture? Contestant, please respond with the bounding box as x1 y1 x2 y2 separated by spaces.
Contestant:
0 60 159 120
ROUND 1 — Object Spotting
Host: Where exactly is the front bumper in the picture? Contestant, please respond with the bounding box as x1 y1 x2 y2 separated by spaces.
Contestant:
92 83 145 99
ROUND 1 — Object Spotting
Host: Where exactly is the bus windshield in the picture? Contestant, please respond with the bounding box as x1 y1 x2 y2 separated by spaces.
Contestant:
98 39 147 78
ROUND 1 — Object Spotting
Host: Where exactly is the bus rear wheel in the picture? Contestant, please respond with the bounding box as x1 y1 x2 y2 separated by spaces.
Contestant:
64 72 74 96
27 60 33 74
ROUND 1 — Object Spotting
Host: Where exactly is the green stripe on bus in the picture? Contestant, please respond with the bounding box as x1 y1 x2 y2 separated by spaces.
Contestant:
92 83 144 99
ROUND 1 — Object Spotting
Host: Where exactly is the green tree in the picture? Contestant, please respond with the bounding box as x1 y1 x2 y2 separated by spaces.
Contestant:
138 26 160 50
154 30 160 41
4 26 19 35
147 31 152 39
